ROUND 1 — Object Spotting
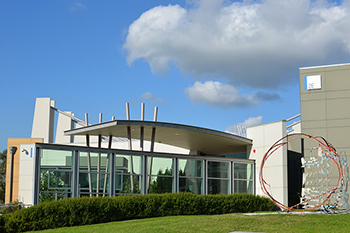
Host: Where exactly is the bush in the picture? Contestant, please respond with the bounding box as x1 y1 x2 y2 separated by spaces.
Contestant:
1 193 275 232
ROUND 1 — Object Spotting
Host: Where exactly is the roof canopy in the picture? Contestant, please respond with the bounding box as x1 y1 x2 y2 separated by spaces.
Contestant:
64 120 252 155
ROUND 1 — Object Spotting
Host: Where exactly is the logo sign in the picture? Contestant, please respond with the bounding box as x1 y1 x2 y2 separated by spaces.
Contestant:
304 75 322 90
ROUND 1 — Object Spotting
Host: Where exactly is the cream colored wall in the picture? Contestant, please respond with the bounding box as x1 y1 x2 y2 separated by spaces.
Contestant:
247 120 288 206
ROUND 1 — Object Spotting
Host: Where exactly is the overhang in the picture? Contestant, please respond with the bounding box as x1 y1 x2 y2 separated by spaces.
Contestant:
64 120 252 155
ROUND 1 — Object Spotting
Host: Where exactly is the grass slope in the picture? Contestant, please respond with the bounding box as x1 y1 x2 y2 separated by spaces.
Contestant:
39 213 350 233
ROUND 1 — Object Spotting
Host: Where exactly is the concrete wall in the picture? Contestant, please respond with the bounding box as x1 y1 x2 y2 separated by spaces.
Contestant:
31 98 55 143
247 120 288 206
18 144 37 205
300 63 350 203
300 64 350 154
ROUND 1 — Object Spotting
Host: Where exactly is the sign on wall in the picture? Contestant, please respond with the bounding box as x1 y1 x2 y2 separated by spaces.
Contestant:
304 75 322 90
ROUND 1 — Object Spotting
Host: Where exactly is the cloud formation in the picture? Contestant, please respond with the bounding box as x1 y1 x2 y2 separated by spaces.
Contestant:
140 92 165 103
124 0 350 88
185 81 279 107
226 116 263 135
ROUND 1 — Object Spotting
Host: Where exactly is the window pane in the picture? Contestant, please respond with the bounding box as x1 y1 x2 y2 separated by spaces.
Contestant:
234 163 253 180
208 179 229 194
116 155 142 175
79 152 108 172
148 157 173 176
234 180 254 194
179 177 203 194
115 174 142 194
208 161 229 178
179 159 202 177
41 149 73 168
148 176 173 193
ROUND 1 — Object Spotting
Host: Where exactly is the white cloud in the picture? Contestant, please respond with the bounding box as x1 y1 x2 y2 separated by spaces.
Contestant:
226 116 263 135
140 92 165 103
185 81 279 107
123 0 350 88
70 2 87 12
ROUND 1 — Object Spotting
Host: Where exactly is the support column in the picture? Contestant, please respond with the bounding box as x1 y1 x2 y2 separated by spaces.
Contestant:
72 150 79 198
33 147 41 205
85 113 92 197
109 153 116 197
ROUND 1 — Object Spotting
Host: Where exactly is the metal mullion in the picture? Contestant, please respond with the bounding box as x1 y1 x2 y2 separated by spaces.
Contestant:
109 153 115 197
33 147 41 205
230 162 234 194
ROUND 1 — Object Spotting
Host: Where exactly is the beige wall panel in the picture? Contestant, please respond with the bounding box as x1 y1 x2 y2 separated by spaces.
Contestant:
327 127 350 148
326 90 350 99
324 70 350 91
326 98 350 119
301 120 327 129
300 100 327 121
326 119 350 128
300 92 326 101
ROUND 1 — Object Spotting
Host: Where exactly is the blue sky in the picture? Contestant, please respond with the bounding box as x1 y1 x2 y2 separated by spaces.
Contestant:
1 0 349 150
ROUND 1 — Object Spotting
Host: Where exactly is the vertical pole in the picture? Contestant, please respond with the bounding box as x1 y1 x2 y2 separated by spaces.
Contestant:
140 103 145 151
109 153 116 197
97 114 102 196
103 156 109 197
149 106 158 189
33 147 41 205
85 113 92 197
8 147 17 203
126 103 135 193
72 150 79 198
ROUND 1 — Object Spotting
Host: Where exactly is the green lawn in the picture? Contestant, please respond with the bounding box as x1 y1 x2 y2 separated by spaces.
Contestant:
39 213 350 233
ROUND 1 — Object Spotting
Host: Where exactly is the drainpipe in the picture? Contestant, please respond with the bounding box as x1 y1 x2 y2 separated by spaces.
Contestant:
8 146 17 203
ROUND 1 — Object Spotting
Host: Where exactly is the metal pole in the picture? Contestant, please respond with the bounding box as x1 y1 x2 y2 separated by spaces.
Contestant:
126 103 134 193
8 147 17 203
85 113 92 197
97 114 102 196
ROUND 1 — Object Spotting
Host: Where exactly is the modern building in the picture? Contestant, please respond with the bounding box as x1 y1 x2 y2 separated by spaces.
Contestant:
299 63 350 207
9 63 350 208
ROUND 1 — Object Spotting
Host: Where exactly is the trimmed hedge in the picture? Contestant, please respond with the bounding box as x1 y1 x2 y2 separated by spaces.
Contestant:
0 193 275 232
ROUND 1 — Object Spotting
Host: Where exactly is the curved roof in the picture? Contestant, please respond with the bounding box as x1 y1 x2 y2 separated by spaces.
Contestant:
64 120 252 155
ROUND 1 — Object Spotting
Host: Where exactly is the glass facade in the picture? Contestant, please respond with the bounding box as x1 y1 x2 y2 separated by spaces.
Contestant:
148 157 174 193
39 149 73 202
234 163 254 194
207 161 230 194
35 144 254 204
115 154 142 194
179 159 203 194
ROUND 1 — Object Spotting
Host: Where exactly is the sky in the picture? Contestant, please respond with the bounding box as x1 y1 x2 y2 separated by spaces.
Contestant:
1 0 350 150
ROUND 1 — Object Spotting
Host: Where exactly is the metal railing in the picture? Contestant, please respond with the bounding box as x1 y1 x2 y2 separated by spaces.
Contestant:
0 202 29 215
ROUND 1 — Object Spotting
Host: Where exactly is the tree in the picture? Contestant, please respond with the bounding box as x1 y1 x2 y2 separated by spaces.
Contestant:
0 149 7 203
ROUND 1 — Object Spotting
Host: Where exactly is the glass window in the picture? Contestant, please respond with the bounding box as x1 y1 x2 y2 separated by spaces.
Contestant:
115 155 142 195
179 159 202 177
208 179 229 194
234 163 253 180
78 152 110 196
179 177 203 194
39 149 73 203
234 180 254 194
148 157 174 194
179 159 203 194
207 161 230 194
208 161 229 178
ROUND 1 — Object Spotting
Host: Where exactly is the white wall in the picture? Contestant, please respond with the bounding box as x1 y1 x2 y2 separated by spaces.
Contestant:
247 120 288 206
18 144 36 206
31 98 55 143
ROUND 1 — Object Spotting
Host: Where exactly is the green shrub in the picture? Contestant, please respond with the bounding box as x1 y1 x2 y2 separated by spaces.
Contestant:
2 193 275 232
